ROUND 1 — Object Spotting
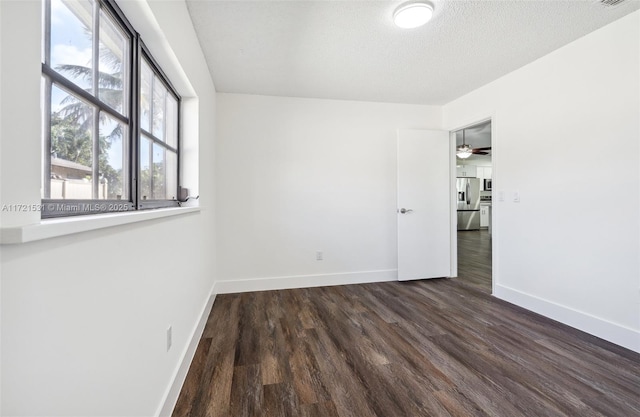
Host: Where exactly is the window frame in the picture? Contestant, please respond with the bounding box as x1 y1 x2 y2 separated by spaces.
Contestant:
41 0 181 218
137 45 182 210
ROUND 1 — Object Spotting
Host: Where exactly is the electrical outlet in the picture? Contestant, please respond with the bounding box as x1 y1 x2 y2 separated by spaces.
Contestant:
167 326 172 352
316 251 323 261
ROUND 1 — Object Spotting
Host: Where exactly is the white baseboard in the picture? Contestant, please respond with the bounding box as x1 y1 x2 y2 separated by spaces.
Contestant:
214 269 398 294
156 290 217 417
494 284 640 353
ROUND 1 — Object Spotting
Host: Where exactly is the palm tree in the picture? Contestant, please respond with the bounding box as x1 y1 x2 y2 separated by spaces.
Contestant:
51 43 125 198
55 44 124 135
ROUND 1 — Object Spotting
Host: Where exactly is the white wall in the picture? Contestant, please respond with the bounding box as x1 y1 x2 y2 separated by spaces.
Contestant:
0 1 217 416
444 11 640 352
215 94 441 292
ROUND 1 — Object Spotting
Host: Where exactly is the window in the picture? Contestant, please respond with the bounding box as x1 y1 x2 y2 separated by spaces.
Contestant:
41 0 180 218
139 57 179 203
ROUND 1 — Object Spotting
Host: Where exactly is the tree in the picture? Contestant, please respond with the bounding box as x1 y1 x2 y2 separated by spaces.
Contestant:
139 160 165 200
51 113 92 166
52 43 125 199
50 113 123 199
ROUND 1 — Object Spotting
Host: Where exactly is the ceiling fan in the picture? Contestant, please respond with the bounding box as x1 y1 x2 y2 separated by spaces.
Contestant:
456 129 491 159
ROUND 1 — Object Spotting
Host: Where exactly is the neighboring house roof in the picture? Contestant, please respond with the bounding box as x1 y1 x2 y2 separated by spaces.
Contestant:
51 157 91 174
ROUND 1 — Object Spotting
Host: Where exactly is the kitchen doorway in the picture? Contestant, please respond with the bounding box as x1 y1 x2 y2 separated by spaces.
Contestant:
453 120 493 293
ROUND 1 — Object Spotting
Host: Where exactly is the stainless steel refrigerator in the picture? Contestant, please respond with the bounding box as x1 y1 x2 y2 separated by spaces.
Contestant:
457 178 481 230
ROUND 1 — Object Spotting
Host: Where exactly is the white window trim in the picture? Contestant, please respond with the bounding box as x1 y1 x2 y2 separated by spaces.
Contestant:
1 206 200 244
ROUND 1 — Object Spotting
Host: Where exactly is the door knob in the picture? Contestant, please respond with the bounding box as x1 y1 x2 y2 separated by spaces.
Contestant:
399 208 414 214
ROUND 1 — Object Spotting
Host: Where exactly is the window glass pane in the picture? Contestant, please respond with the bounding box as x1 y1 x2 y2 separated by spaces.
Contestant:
152 77 166 140
166 150 178 200
140 60 152 132
99 112 127 199
50 84 94 199
166 94 178 149
152 143 165 199
98 9 128 115
139 135 152 200
50 0 94 93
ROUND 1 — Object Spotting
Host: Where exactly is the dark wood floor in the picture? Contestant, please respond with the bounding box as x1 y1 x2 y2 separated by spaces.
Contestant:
173 231 640 417
457 229 492 293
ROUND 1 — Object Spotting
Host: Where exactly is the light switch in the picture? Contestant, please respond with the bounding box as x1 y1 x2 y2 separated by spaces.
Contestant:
513 191 520 203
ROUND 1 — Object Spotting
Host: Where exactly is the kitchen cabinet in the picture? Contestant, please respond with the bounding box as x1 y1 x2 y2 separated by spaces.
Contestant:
480 204 490 228
456 165 477 178
476 166 493 180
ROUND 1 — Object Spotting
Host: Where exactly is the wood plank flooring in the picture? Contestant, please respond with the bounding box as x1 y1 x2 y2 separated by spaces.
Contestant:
173 231 640 417
457 230 492 293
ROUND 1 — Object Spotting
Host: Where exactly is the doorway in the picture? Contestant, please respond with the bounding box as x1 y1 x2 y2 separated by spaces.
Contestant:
453 120 493 293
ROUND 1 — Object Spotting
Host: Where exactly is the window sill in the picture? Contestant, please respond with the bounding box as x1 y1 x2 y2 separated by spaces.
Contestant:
0 206 200 245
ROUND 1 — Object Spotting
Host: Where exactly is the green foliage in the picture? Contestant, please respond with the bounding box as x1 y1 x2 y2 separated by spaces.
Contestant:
139 158 166 200
50 113 123 199
51 113 92 166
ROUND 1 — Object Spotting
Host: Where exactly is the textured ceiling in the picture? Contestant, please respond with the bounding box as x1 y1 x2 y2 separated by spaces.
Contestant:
186 0 640 105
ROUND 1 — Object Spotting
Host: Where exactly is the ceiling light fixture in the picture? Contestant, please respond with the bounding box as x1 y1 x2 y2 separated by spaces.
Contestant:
457 130 473 159
456 145 473 159
393 1 434 29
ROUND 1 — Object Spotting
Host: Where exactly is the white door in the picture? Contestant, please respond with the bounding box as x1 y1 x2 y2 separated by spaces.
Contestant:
397 129 451 281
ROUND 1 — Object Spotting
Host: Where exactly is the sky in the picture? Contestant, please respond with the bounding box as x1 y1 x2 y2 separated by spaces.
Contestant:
50 0 124 171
